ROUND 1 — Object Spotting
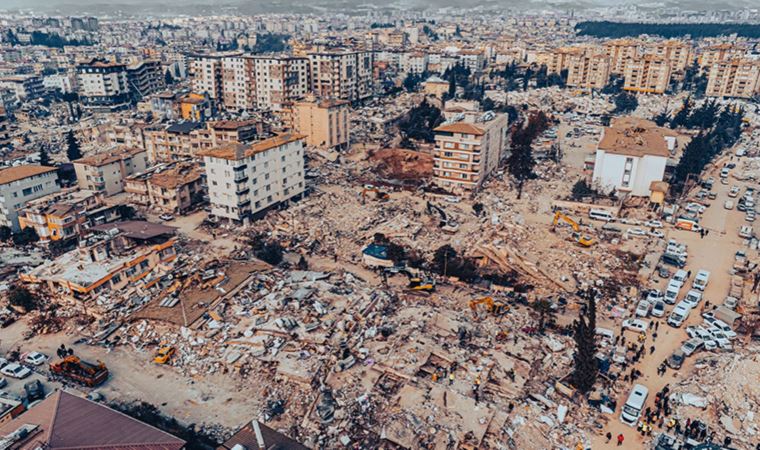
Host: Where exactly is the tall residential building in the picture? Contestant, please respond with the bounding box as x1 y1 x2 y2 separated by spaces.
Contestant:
0 165 60 231
292 97 350 150
221 55 255 112
0 107 10 149
0 74 44 102
308 50 374 103
127 59 165 100
650 40 694 74
604 39 640 74
566 53 611 89
706 59 760 99
73 147 149 196
189 52 237 104
76 59 131 111
250 55 311 111
546 47 584 74
199 133 306 223
432 112 509 193
144 119 267 162
623 55 672 94
699 44 746 71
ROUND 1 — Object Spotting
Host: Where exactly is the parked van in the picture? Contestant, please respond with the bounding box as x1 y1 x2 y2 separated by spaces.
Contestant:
664 282 680 304
620 384 649 426
668 301 691 327
661 253 686 268
739 225 754 239
675 218 703 232
589 209 614 222
693 270 710 291
672 270 689 287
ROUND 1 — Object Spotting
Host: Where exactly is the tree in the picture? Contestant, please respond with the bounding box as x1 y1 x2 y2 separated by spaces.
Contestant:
0 225 11 241
600 114 611 127
65 130 82 161
670 97 692 129
613 92 638 114
507 111 547 199
397 100 444 143
116 205 137 220
572 288 598 394
164 69 174 85
530 298 556 334
571 179 595 200
472 202 484 216
601 74 624 95
38 145 51 166
431 245 477 282
12 227 39 246
653 108 670 127
8 285 40 311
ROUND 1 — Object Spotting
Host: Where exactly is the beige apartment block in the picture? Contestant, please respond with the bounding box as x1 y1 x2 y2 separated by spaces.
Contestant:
699 44 747 71
308 50 374 102
432 112 509 194
143 120 267 162
73 147 149 196
623 55 672 94
125 162 205 214
293 97 350 150
546 47 585 74
249 55 310 111
650 40 694 74
604 39 641 74
566 53 611 89
706 59 760 99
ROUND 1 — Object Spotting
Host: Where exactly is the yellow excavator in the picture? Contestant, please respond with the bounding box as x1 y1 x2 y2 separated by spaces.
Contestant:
469 296 509 317
361 185 390 204
552 211 595 247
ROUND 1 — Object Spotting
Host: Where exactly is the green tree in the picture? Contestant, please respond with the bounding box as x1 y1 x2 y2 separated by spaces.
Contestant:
12 227 39 246
8 285 39 311
164 69 174 85
670 96 692 129
38 145 51 166
530 298 556 334
613 92 638 114
65 130 82 161
0 225 11 241
572 288 598 394
571 179 595 200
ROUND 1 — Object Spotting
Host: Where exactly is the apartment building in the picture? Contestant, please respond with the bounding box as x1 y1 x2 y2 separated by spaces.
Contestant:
623 55 672 94
0 107 10 148
127 59 165 100
221 55 255 111
125 162 205 214
189 52 237 103
565 53 611 89
699 44 747 71
250 55 311 111
73 146 149 196
19 221 177 301
432 112 509 193
399 52 428 74
422 75 450 99
546 47 584 75
76 58 131 111
308 50 374 103
604 39 640 74
650 40 694 74
0 74 44 102
199 133 306 223
706 59 760 99
17 188 122 242
459 50 486 73
0 165 60 231
292 97 349 150
144 119 267 162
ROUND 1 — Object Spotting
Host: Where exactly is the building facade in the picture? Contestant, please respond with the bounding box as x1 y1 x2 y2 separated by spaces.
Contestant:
292 97 349 149
432 112 509 193
127 59 165 100
706 59 760 99
125 162 205 214
623 55 672 94
0 165 60 231
73 147 149 196
565 53 611 90
308 50 374 103
199 133 306 223
76 59 131 111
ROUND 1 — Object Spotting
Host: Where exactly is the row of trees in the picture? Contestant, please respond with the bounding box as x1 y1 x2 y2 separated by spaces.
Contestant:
4 30 93 48
671 102 745 193
507 111 550 198
38 130 82 167
491 62 568 92
576 21 760 39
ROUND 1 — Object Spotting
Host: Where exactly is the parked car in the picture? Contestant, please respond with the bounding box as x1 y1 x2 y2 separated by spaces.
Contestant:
651 300 666 318
24 380 44 402
708 331 732 349
724 200 735 210
0 377 6 388
685 203 706 214
683 290 703 308
627 227 646 237
686 326 713 341
668 302 692 327
0 363 31 379
159 213 174 221
724 296 739 310
672 270 689 287
707 319 737 339
729 186 740 198
646 289 663 303
666 349 685 369
24 352 47 366
635 300 651 317
622 318 649 333
693 270 710 291
648 229 665 238
644 220 663 228
680 338 704 356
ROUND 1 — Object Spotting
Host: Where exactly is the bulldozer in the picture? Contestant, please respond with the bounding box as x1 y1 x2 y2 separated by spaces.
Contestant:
49 355 109 387
469 296 509 317
551 211 595 247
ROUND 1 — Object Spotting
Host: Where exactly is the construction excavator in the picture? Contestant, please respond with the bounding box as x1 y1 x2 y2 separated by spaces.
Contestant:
468 296 509 317
384 267 436 292
49 355 109 387
551 211 595 247
361 185 390 204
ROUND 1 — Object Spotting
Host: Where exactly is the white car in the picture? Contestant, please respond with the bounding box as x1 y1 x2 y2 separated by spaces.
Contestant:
728 186 740 198
0 357 8 369
746 212 756 222
620 218 641 225
622 318 649 333
644 220 663 228
680 338 704 356
693 270 710 291
651 300 666 318
685 203 706 214
646 289 664 303
707 319 737 339
683 290 703 308
0 363 31 379
724 200 735 210
24 352 47 366
708 331 732 349
686 326 713 341
627 227 647 237
635 300 651 317
648 229 665 238
159 213 174 221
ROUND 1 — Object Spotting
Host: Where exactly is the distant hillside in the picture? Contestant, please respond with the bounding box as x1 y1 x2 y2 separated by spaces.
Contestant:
575 21 760 39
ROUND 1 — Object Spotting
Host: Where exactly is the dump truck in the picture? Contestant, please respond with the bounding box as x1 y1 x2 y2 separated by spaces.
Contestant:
49 356 109 387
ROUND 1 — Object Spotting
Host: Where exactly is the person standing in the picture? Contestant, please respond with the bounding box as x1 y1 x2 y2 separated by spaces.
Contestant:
606 432 612 443
617 434 625 446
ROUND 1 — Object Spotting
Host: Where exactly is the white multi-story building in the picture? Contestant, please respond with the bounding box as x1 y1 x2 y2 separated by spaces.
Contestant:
400 52 428 74
250 55 310 111
76 59 131 111
0 165 60 231
189 52 238 103
199 133 306 223
221 55 254 111
592 117 673 197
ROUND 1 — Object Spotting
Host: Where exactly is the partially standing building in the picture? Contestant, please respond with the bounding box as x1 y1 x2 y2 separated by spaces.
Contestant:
73 147 149 196
76 58 131 112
